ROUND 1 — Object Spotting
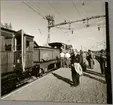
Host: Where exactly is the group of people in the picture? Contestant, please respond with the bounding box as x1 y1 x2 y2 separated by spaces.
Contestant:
60 48 108 87
97 49 107 75
86 50 95 69
60 49 95 69
60 50 71 68
60 49 96 87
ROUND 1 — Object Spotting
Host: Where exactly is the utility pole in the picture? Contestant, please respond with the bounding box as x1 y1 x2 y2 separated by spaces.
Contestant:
46 15 54 45
45 15 105 45
48 15 105 29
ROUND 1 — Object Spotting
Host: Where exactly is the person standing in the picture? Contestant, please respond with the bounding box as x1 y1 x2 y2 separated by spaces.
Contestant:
79 50 84 69
99 49 106 74
79 50 87 71
65 50 71 68
70 52 83 87
87 50 94 69
60 50 65 67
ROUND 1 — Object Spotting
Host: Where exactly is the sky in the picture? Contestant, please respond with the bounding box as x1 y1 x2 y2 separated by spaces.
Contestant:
1 0 106 51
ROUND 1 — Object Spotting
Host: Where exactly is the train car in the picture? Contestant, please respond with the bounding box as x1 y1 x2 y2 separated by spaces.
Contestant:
49 42 73 53
0 27 34 95
0 27 62 95
33 45 61 75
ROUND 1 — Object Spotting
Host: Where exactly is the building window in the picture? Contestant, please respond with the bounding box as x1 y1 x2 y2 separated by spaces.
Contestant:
5 38 12 51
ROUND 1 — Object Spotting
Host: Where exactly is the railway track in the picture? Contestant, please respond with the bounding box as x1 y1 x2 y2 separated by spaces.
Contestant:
1 68 56 97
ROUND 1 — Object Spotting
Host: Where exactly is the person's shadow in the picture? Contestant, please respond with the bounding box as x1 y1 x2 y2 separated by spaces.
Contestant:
52 73 73 86
84 69 105 77
83 73 106 84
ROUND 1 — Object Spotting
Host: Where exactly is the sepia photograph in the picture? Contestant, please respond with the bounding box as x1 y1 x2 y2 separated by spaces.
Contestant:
0 0 112 104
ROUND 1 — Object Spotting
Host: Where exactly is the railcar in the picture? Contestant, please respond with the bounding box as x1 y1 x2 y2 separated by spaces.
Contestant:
0 27 34 95
49 42 73 54
0 27 61 95
33 45 61 74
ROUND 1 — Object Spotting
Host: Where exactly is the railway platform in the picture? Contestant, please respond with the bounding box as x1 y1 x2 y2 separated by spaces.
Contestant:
1 59 107 104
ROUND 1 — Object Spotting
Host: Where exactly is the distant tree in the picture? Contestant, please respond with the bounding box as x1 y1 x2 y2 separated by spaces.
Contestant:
9 23 12 29
2 22 13 29
4 23 9 29
1 22 4 27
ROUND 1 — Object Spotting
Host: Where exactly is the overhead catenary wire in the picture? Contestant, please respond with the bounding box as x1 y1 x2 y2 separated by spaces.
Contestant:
27 2 48 16
55 20 105 43
48 15 105 29
55 22 105 31
55 26 68 30
38 29 42 35
65 33 77 43
47 2 67 22
48 2 60 15
23 1 46 19
68 15 105 25
72 1 83 19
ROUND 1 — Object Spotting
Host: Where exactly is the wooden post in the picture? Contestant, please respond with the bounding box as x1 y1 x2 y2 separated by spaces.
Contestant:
12 33 15 52
14 37 17 51
24 36 26 69
54 63 57 69
21 30 25 72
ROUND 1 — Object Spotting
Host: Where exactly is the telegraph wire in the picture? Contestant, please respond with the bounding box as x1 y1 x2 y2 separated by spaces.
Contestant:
48 2 68 22
65 32 77 43
38 29 42 35
55 26 68 30
72 1 83 19
48 2 60 15
30 2 48 16
23 1 46 19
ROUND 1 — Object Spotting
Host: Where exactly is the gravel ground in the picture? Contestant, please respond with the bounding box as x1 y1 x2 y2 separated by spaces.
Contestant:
1 59 107 104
